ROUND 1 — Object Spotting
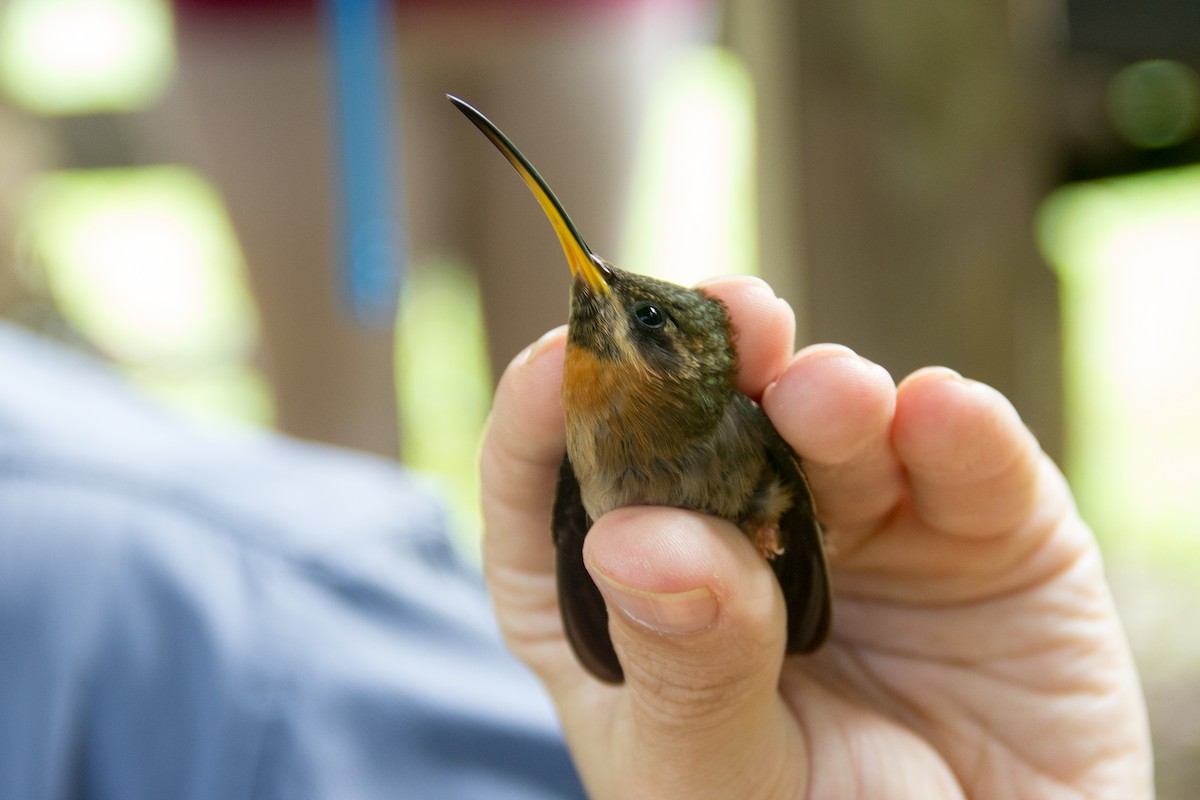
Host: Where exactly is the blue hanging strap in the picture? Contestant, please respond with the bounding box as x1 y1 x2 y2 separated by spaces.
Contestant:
321 0 408 327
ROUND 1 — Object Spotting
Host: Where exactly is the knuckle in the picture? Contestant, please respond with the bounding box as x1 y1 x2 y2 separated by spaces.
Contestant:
622 637 765 727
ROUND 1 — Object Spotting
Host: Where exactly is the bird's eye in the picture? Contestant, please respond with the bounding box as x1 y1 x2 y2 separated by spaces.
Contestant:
633 301 666 329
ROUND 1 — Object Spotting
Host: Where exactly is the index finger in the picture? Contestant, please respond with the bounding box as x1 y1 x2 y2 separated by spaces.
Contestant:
699 275 797 398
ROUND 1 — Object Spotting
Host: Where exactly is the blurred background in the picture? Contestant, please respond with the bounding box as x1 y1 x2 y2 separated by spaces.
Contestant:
0 0 1197 793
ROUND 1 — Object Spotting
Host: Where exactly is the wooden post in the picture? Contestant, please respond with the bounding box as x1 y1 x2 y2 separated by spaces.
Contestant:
731 0 1063 459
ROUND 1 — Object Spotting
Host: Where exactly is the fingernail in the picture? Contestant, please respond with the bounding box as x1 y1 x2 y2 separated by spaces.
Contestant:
800 342 859 359
696 274 774 296
591 570 717 635
763 342 860 404
901 365 965 387
514 325 567 368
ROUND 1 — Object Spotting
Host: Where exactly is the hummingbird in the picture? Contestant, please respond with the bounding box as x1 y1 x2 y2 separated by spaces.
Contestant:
450 95 831 683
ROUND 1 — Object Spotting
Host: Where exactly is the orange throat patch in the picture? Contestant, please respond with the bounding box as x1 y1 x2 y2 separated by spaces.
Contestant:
562 345 651 419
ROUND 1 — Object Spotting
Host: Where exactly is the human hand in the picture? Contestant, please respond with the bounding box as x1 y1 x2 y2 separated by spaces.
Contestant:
480 276 1152 798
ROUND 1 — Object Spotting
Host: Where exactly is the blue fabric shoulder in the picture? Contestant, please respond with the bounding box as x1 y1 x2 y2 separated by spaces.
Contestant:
0 322 584 800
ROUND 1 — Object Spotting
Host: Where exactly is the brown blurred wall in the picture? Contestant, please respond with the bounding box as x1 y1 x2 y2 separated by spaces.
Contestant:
730 0 1064 460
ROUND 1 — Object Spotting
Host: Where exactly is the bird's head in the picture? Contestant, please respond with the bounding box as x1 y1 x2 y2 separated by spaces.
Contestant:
450 95 738 435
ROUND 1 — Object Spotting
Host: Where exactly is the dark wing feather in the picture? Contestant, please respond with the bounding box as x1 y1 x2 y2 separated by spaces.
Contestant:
552 454 624 683
756 405 833 654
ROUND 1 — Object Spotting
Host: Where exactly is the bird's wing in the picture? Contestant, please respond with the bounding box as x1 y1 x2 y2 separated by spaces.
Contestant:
552 454 624 683
757 403 833 654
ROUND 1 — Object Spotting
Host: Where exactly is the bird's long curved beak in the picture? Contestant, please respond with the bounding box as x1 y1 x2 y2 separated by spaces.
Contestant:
448 94 611 296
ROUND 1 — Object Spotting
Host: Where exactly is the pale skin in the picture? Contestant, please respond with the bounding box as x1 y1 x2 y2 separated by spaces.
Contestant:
480 276 1154 799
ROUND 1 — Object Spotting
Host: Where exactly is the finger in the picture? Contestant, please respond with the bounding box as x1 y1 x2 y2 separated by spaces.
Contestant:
479 327 572 674
571 506 806 797
891 367 1042 537
761 344 904 536
698 276 796 399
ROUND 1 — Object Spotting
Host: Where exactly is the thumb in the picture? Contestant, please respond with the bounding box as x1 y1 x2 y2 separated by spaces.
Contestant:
582 506 807 799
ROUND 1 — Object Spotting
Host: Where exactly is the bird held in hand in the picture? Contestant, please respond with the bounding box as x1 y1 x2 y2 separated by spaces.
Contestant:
450 94 831 683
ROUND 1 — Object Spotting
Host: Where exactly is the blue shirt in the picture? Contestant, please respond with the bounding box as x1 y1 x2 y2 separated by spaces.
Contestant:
0 322 584 799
